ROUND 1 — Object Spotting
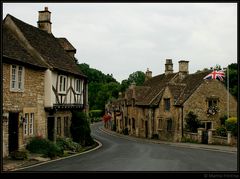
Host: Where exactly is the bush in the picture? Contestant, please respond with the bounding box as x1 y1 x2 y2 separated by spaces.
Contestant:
225 117 237 136
89 110 103 118
47 142 63 159
112 123 116 131
151 134 159 139
26 137 51 155
10 150 29 160
56 137 82 152
216 126 227 137
185 111 201 133
122 128 129 135
220 115 228 125
27 136 64 158
70 111 95 147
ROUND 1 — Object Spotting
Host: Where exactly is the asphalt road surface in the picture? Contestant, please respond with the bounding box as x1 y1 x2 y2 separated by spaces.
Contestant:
19 122 237 172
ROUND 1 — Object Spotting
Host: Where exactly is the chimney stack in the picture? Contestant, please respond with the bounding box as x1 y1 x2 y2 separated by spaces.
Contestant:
145 68 152 81
37 7 52 33
178 60 189 79
165 59 173 75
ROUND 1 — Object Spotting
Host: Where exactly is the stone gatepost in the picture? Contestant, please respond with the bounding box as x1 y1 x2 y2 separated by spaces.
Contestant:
208 129 215 144
197 128 205 143
135 128 139 137
227 131 232 145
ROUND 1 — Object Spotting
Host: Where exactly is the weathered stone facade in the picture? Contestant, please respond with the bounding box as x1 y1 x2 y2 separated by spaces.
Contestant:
106 60 237 144
3 63 46 157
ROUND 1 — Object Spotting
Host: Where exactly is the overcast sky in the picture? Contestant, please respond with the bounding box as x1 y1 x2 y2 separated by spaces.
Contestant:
3 3 237 83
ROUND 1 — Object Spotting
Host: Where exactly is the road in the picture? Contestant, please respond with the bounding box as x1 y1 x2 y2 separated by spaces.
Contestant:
20 122 237 171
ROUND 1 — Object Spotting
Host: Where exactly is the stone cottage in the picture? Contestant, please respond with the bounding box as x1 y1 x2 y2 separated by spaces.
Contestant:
2 7 88 157
106 59 237 142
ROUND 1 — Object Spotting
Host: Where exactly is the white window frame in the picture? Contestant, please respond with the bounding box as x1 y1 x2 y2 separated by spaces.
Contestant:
29 113 34 135
24 113 29 136
10 65 24 92
58 75 67 94
75 79 82 94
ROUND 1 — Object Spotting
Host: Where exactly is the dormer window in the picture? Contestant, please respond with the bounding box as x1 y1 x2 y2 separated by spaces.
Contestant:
59 75 67 93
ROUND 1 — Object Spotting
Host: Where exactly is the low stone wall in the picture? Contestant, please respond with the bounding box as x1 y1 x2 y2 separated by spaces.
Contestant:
212 135 237 146
183 132 198 142
212 136 228 145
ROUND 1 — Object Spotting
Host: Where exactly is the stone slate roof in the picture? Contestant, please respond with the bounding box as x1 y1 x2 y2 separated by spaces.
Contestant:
121 70 212 107
57 38 76 52
3 14 84 77
3 25 48 68
174 70 212 105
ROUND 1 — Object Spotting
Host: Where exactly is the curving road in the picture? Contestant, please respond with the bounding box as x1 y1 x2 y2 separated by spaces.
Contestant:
19 122 237 172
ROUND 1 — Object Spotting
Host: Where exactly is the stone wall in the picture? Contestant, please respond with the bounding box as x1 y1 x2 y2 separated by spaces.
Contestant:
3 63 45 157
183 80 237 130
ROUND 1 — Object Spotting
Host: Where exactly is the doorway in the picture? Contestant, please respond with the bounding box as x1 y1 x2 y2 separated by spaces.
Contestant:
47 117 54 141
145 121 148 138
8 112 19 153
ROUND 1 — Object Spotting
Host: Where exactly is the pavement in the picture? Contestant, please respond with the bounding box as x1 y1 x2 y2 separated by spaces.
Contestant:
2 126 237 172
2 139 102 172
100 127 237 154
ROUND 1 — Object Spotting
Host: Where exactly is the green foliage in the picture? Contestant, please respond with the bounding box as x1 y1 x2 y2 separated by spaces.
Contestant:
185 111 201 133
112 123 116 131
26 137 52 155
10 150 29 160
122 128 129 135
181 136 199 143
89 110 103 118
225 117 237 136
26 137 63 158
216 126 227 137
70 111 95 146
120 71 145 92
225 63 237 99
47 142 63 159
56 137 82 152
151 134 159 139
219 115 228 125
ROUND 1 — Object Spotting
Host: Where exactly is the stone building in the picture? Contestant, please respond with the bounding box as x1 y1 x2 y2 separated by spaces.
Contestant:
2 7 87 157
106 59 237 142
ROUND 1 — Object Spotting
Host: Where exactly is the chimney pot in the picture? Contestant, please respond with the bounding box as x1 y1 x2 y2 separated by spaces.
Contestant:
165 59 173 75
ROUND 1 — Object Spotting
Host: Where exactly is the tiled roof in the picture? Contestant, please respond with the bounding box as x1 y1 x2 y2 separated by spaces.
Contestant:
116 70 212 107
3 14 84 77
3 25 48 68
57 38 76 52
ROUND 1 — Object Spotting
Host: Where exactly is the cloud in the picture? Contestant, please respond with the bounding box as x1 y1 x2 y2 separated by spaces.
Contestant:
3 3 237 82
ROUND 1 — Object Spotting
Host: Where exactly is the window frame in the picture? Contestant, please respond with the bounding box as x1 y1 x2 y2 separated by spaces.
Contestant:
164 98 171 111
75 79 82 94
58 75 67 94
10 65 24 92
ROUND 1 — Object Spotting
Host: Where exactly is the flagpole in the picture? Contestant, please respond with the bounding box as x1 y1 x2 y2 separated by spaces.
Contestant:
227 65 229 119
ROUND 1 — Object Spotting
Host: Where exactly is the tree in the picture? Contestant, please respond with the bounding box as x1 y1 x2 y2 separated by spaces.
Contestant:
224 63 237 99
120 71 145 92
70 111 94 146
185 111 201 133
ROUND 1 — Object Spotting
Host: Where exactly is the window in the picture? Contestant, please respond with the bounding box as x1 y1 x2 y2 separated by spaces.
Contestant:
24 113 29 136
29 113 34 135
59 75 67 93
75 79 81 93
167 118 172 132
11 65 24 91
24 113 34 136
164 98 170 111
208 99 217 108
57 117 61 135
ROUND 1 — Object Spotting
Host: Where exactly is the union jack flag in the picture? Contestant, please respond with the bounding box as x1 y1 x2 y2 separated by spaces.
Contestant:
203 70 225 81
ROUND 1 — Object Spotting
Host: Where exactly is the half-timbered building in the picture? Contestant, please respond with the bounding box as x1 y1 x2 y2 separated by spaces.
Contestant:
2 7 87 157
